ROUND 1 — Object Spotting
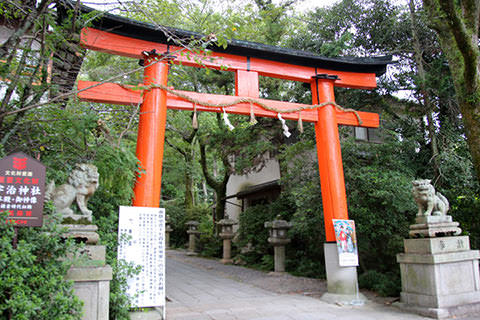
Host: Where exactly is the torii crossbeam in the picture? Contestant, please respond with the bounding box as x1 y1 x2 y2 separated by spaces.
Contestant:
76 9 391 243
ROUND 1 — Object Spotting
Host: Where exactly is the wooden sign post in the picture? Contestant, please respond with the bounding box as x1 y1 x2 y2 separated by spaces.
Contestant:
0 152 46 251
0 152 46 227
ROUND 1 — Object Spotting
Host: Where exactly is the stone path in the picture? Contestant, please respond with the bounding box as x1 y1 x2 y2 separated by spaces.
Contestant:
165 250 449 320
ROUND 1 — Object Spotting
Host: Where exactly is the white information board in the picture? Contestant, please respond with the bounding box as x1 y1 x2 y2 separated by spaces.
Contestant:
118 206 165 308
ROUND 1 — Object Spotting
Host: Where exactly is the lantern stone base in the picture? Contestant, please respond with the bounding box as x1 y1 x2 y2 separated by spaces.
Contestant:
321 243 366 304
219 234 234 264
273 245 287 273
221 258 234 264
396 236 480 319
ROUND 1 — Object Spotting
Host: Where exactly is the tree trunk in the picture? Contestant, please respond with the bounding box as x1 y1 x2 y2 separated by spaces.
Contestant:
423 0 480 182
50 0 85 104
409 0 440 181
199 142 230 223
184 153 195 209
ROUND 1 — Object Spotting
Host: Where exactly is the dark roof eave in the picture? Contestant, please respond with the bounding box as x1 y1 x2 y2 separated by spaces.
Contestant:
79 4 392 76
234 180 281 199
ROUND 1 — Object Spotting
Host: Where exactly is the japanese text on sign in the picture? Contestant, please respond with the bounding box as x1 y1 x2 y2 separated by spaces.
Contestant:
0 153 45 227
118 206 165 308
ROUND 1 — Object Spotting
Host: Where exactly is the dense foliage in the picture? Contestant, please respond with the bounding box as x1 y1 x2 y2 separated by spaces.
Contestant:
0 208 83 320
1 0 480 314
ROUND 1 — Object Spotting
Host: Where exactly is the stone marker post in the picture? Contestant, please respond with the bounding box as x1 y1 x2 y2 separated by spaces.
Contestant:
218 218 236 264
165 215 173 249
64 225 112 320
186 220 200 255
265 215 292 273
396 180 480 319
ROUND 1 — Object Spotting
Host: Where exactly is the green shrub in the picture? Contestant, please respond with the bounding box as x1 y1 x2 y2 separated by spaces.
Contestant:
236 204 276 265
161 201 187 248
358 270 401 297
162 202 212 249
259 254 274 271
0 209 83 320
197 213 223 257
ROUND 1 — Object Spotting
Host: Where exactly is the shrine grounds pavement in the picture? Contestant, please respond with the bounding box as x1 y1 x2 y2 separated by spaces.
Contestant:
164 249 480 320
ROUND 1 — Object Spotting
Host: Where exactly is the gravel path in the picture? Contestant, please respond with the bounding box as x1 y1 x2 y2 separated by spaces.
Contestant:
169 249 343 297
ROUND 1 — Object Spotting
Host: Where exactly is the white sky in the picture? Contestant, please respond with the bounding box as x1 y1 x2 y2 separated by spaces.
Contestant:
82 0 339 13
288 0 339 12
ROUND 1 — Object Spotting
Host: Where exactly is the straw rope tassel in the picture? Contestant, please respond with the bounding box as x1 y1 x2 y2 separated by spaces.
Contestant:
192 103 198 129
297 111 304 133
249 103 258 125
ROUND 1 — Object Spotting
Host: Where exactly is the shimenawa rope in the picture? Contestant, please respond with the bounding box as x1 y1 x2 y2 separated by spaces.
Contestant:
120 83 363 125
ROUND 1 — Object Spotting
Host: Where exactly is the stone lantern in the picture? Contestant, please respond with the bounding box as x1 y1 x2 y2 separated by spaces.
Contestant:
217 218 236 264
265 215 292 273
186 220 200 255
165 215 173 249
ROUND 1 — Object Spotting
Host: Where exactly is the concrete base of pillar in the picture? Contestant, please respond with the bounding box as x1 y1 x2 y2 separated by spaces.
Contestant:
321 243 366 304
321 292 368 305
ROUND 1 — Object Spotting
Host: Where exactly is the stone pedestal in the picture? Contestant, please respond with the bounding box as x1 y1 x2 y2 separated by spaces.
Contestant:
66 265 113 320
62 224 112 320
409 216 461 238
62 224 100 244
265 216 291 273
218 218 236 264
321 242 366 305
165 215 173 249
397 236 480 319
186 220 200 256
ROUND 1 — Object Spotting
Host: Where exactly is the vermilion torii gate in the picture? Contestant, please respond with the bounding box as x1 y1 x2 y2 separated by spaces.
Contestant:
76 11 390 246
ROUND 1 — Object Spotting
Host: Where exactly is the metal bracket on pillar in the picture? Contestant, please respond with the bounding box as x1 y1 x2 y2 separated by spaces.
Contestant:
312 74 340 81
139 49 176 66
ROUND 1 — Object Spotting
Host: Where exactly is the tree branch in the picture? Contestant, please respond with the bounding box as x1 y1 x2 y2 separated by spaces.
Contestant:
166 138 187 157
117 103 139 147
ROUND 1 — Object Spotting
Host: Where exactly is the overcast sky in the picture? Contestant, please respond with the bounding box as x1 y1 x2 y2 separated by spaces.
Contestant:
82 0 340 13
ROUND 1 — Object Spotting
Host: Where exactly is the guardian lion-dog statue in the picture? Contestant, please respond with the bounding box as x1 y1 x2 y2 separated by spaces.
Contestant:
412 179 449 217
46 163 99 222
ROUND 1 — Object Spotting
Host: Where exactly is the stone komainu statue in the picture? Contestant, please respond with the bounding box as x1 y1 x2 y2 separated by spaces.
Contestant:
412 179 449 217
46 163 99 222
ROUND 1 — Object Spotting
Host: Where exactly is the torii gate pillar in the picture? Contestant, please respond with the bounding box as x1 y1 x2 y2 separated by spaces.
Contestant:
133 53 170 207
312 76 365 303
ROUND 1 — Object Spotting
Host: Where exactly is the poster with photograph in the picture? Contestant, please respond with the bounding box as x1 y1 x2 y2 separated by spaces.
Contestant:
118 206 165 308
332 219 359 267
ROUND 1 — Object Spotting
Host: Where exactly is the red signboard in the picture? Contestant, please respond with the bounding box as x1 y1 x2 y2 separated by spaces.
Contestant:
0 152 46 227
